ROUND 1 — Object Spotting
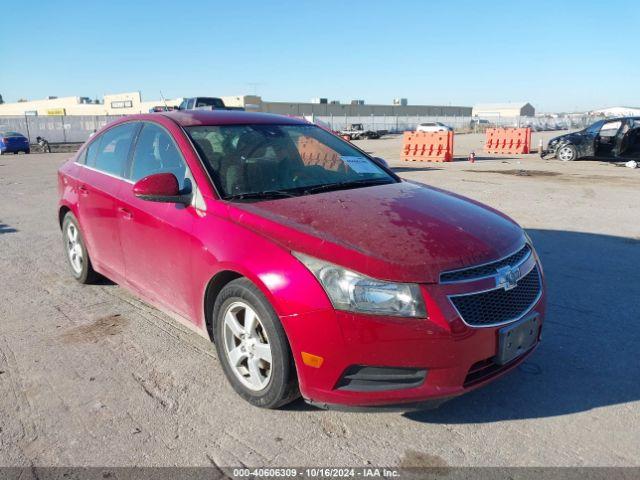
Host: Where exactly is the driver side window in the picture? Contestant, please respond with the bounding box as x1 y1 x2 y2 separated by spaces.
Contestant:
599 121 622 138
128 123 190 191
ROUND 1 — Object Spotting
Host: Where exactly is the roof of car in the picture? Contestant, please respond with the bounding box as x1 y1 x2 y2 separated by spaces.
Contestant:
159 110 309 127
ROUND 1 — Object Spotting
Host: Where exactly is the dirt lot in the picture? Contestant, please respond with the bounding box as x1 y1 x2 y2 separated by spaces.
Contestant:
1 134 639 468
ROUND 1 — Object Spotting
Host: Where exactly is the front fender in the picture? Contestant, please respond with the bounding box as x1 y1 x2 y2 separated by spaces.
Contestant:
191 208 343 395
191 207 334 328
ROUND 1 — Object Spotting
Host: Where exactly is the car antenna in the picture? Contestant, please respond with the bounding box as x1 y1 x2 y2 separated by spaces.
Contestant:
159 90 169 111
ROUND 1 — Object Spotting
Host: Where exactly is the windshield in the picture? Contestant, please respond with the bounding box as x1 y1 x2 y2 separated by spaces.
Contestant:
196 98 225 108
584 121 604 134
186 124 396 200
1 131 24 137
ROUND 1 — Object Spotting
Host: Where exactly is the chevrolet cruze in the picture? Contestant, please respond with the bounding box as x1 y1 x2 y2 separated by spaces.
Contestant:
58 111 545 409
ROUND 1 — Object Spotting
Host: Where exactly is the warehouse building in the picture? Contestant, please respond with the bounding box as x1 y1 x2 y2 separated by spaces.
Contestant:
0 92 471 117
472 102 535 118
0 92 182 116
590 106 640 117
259 100 471 117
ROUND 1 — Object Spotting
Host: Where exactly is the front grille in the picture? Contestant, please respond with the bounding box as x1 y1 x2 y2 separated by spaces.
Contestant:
440 244 531 282
450 266 541 326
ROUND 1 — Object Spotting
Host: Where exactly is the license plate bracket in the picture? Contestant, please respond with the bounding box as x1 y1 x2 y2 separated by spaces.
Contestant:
496 315 540 365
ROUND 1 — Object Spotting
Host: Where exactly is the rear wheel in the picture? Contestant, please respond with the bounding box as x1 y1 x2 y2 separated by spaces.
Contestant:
62 213 98 284
557 144 577 161
213 278 299 408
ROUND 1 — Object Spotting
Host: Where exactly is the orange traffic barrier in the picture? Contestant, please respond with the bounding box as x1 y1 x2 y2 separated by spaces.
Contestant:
297 137 342 171
401 131 454 162
484 127 531 155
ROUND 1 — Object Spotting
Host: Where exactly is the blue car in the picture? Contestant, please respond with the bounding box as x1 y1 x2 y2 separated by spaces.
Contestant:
0 131 30 154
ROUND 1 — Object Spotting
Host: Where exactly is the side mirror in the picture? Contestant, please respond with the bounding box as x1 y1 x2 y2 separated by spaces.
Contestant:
372 156 389 168
133 173 191 205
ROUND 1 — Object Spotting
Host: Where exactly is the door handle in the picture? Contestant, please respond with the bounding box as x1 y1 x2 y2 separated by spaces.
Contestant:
78 185 89 196
118 207 133 220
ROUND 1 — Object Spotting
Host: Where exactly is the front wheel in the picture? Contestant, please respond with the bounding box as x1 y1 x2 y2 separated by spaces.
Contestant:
213 278 299 408
557 144 577 161
62 213 99 284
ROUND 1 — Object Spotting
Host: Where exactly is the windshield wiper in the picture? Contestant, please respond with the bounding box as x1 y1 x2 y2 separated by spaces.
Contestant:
303 178 393 195
225 190 300 201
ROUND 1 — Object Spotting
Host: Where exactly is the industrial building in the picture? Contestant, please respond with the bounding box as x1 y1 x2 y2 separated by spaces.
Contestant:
0 92 471 117
472 102 535 118
260 100 470 117
0 92 189 116
590 106 640 117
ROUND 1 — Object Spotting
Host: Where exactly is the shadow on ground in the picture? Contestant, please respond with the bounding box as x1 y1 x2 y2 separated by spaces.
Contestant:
404 229 640 423
0 221 18 234
452 155 521 163
391 166 443 173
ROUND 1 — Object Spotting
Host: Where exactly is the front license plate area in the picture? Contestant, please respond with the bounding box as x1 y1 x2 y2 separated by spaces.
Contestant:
496 315 540 365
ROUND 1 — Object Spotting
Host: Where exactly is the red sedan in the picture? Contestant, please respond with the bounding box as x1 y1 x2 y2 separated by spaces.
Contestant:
58 111 545 409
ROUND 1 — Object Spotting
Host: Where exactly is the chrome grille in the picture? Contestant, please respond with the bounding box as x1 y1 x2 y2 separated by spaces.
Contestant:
440 244 531 283
449 266 541 326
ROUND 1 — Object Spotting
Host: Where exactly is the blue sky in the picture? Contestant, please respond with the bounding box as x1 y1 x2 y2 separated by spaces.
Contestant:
2 0 638 111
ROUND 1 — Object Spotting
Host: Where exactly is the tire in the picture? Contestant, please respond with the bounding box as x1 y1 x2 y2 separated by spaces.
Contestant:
61 212 99 284
557 144 577 161
25 149 30 154
212 278 299 408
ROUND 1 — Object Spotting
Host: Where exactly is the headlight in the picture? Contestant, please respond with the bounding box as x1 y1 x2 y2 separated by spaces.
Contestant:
293 252 427 318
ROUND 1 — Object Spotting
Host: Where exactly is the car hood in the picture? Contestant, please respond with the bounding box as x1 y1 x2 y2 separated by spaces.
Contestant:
227 181 524 283
549 131 582 145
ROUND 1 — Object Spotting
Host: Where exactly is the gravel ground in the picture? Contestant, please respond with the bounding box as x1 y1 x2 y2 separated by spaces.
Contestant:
0 134 639 468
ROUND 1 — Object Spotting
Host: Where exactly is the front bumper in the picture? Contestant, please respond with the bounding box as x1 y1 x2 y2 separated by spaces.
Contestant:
540 147 557 159
0 143 29 153
283 284 546 409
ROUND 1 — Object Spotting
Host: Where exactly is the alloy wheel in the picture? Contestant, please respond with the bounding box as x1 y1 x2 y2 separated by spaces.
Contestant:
222 301 273 391
557 145 575 161
66 223 84 274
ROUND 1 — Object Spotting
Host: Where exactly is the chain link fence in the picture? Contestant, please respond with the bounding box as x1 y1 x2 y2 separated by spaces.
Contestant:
311 114 607 133
0 115 124 144
0 113 610 145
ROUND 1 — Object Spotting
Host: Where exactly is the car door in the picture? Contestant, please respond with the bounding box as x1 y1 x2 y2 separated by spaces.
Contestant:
76 122 139 280
118 121 197 319
576 120 603 158
619 118 640 158
595 120 623 158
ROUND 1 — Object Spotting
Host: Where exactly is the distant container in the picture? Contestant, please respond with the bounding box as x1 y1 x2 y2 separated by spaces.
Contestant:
393 98 408 106
311 98 328 104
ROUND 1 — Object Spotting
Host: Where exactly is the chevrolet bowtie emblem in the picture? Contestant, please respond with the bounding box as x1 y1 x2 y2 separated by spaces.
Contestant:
496 265 520 291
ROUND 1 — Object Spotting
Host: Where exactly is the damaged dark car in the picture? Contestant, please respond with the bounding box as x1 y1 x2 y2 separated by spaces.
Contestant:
542 117 640 161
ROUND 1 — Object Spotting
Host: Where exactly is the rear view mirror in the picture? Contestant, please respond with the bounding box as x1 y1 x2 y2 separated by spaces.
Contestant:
133 173 191 205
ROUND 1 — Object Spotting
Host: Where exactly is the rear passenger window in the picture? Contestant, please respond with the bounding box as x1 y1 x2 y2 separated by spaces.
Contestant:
91 123 138 177
81 138 100 165
129 123 189 190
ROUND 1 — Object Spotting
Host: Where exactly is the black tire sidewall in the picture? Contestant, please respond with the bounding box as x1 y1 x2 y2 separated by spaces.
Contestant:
212 278 298 408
